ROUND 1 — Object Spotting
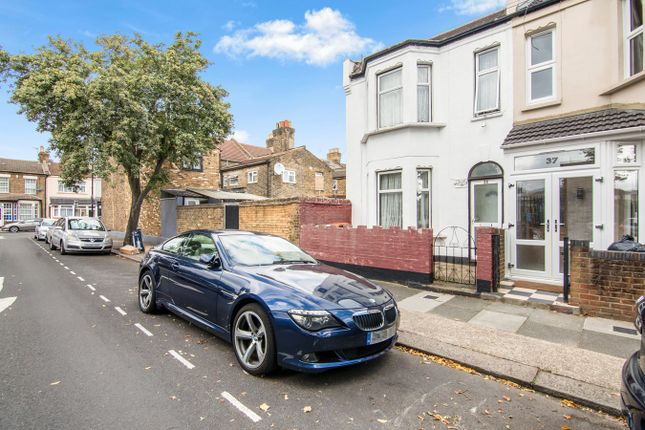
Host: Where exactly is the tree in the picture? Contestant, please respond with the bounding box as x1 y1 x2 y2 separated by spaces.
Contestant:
2 33 232 244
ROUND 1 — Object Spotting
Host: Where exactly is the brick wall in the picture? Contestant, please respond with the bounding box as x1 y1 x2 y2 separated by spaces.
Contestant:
176 204 224 233
239 198 301 243
570 240 645 321
475 227 506 292
299 198 351 226
0 171 46 219
299 225 433 284
101 149 220 237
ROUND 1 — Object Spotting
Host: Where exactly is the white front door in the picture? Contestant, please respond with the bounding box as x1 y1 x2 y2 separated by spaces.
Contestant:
510 171 598 281
470 179 503 229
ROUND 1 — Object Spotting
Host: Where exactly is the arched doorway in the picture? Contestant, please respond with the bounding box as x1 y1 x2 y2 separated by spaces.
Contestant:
468 161 504 230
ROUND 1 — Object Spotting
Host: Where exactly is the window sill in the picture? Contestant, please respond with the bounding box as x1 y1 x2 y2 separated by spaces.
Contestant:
471 111 503 122
599 71 645 96
361 122 446 144
521 98 562 112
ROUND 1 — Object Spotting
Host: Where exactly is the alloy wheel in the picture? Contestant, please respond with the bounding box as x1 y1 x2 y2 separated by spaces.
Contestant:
139 274 153 310
234 311 267 369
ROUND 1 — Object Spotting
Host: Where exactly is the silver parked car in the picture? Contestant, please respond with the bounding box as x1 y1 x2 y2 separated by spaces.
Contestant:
1 218 42 233
35 218 58 241
48 217 113 255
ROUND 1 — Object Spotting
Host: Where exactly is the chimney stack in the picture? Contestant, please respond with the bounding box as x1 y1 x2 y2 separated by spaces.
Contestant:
38 146 50 163
327 148 341 164
266 120 294 153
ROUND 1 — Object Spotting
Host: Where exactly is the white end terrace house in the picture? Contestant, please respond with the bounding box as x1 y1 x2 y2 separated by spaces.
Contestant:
343 10 513 243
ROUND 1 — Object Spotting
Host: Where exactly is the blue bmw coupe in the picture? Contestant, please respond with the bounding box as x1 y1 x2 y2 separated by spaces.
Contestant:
138 230 399 375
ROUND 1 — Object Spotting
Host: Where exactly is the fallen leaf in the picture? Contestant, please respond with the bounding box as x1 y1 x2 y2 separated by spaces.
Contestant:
283 393 289 400
50 381 61 386
561 399 577 409
503 395 511 402
561 426 571 430
259 403 270 412
563 415 572 420
303 406 312 413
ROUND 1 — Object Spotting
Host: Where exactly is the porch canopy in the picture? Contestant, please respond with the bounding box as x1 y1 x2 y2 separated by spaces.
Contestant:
188 188 267 201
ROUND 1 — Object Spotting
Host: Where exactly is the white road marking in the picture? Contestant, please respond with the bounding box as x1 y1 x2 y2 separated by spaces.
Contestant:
168 349 195 369
0 277 3 293
70 271 76 275
135 323 153 337
0 236 5 239
114 306 127 316
221 391 262 423
77 276 84 281
99 295 110 302
64 266 69 270
86 284 96 291
59 263 64 266
0 297 17 313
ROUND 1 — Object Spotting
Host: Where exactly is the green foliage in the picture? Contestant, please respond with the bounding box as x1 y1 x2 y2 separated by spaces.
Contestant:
3 33 233 242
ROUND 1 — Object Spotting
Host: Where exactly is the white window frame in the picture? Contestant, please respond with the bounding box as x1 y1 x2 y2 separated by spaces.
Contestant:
417 64 432 122
0 175 9 193
527 29 556 103
377 170 403 228
227 175 239 186
377 67 403 129
57 180 86 193
24 177 37 195
616 142 640 166
282 170 296 184
18 201 38 221
624 0 644 77
474 47 500 115
416 168 432 228
332 179 338 192
247 170 258 184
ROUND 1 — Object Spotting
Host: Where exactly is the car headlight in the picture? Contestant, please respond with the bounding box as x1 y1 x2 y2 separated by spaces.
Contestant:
104 237 112 243
288 310 342 331
67 232 79 240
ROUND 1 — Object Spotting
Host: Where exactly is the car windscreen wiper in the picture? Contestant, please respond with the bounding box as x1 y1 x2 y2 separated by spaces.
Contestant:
274 259 316 265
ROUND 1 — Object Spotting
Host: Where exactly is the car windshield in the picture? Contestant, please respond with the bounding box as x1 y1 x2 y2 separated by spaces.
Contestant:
68 218 105 231
219 234 316 266
41 219 56 226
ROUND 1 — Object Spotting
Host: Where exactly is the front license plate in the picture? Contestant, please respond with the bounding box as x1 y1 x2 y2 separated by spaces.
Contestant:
366 325 396 345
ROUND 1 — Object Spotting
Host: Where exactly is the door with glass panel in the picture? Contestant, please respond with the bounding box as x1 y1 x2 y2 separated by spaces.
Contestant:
513 176 551 277
552 174 595 276
471 179 502 228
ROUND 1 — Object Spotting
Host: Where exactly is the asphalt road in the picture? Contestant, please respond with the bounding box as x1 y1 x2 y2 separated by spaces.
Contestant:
0 232 626 429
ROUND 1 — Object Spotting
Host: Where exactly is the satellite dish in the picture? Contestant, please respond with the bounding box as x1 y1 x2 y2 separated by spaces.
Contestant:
273 163 285 175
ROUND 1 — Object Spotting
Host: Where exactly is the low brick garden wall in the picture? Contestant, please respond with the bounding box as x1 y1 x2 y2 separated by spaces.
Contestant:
299 225 434 284
570 240 645 321
176 204 224 234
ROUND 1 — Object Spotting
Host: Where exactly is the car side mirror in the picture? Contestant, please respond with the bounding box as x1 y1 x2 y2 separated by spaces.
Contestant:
199 253 221 268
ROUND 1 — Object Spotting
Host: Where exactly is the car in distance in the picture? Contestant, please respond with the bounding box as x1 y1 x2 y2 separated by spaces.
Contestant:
621 296 645 429
138 230 398 375
1 218 42 233
35 218 57 241
48 217 113 254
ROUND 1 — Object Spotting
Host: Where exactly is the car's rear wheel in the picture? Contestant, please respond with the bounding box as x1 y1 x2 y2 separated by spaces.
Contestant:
138 271 159 314
9 226 18 233
59 241 67 255
233 304 277 375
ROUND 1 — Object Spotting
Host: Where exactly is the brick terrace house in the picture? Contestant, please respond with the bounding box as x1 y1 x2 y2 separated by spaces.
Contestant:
0 154 48 225
324 148 346 198
220 120 343 198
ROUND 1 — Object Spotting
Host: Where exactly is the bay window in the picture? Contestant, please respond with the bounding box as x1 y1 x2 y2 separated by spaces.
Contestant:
528 30 555 102
475 47 500 114
378 171 402 228
417 65 431 122
378 68 402 128
625 0 644 77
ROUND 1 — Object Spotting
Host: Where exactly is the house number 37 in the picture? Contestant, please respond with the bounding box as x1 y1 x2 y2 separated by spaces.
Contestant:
545 157 559 165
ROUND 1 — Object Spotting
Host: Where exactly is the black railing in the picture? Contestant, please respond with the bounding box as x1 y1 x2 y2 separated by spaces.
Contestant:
433 226 476 286
563 237 570 303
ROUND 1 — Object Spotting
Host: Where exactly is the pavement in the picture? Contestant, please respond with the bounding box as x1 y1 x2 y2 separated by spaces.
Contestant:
0 232 628 428
382 282 636 415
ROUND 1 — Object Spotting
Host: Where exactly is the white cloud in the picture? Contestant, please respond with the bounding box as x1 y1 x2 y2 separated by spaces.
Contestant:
222 20 238 31
229 130 249 142
443 0 506 15
214 7 381 66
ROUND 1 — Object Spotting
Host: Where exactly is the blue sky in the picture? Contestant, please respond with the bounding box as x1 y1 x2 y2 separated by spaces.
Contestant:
0 0 505 162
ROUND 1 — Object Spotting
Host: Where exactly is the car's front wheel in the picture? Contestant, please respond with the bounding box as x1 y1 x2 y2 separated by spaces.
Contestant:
49 238 56 250
233 304 277 375
59 240 67 255
138 271 159 314
9 226 18 233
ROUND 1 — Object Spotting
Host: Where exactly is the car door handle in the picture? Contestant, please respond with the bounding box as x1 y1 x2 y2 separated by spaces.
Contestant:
171 262 180 271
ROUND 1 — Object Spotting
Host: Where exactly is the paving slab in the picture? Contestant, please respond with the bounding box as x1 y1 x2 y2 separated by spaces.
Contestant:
579 330 641 360
431 302 484 322
469 309 527 333
397 291 454 313
484 301 535 317
526 308 585 330
398 309 625 414
584 316 640 340
517 320 581 347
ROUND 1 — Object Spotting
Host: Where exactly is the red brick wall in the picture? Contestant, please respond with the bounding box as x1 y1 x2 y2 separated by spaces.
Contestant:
475 227 505 291
570 240 645 321
299 225 433 281
299 198 351 226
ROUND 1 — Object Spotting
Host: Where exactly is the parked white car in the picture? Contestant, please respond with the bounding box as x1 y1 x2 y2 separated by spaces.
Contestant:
48 217 113 255
35 218 57 241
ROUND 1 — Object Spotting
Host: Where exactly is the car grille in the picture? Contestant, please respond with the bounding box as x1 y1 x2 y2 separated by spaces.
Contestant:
80 238 103 243
384 305 397 325
353 310 384 331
